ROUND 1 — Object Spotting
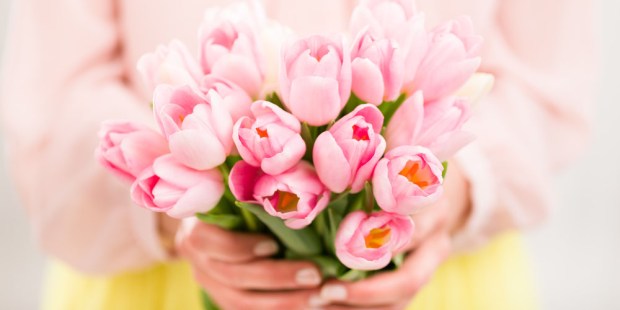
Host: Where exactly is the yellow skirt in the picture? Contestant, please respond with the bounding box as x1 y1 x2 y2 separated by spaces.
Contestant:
43 232 538 310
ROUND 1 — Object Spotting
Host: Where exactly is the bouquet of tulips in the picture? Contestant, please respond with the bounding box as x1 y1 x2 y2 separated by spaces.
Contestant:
96 0 493 308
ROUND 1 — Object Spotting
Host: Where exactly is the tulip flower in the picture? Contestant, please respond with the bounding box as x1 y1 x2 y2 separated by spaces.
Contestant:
410 16 483 100
386 91 473 160
335 211 414 270
372 145 444 214
229 161 330 229
136 40 203 92
130 154 224 218
350 0 427 95
200 75 253 123
233 101 306 175
96 121 168 182
350 29 405 104
279 35 351 126
198 14 264 98
153 85 233 170
313 104 386 193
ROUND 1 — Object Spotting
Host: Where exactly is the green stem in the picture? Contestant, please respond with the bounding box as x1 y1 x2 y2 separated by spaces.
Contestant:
363 182 374 214
241 208 260 232
301 123 315 161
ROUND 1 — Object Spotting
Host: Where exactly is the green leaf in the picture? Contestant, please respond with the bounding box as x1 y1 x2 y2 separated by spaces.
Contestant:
392 252 405 268
265 92 286 110
237 202 323 256
225 155 242 169
301 123 315 161
378 94 407 127
309 256 347 279
200 290 220 310
442 161 449 179
196 213 244 230
341 93 365 116
338 269 369 281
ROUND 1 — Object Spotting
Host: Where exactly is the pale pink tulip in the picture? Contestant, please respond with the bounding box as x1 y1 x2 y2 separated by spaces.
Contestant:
137 40 202 92
335 211 414 270
313 104 386 193
229 161 330 229
153 85 233 170
96 121 168 182
233 101 305 175
350 29 405 104
130 154 224 218
372 146 444 214
200 75 253 123
386 91 473 160
350 0 427 94
350 0 417 38
279 35 351 126
199 15 264 98
410 16 483 100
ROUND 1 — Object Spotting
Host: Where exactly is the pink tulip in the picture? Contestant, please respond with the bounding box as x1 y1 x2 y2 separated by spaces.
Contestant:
233 101 306 175
350 0 417 38
372 145 444 214
386 91 473 160
335 211 414 270
200 75 253 123
280 35 351 126
153 85 233 170
350 0 427 95
96 121 168 182
410 16 483 100
350 29 405 104
313 104 386 193
229 161 330 229
137 40 203 92
199 16 264 98
130 154 224 218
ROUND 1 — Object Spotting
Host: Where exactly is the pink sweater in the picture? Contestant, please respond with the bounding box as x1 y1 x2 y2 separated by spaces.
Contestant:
0 0 595 274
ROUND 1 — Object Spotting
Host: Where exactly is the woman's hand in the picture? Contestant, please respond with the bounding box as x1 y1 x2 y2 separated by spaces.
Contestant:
176 220 328 309
177 162 470 310
318 162 471 309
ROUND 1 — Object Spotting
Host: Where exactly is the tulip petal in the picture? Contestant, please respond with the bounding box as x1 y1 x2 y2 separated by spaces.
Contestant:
351 57 385 105
288 76 341 126
261 134 306 175
313 132 352 193
385 91 424 150
166 179 224 218
372 158 397 212
229 160 264 202
168 129 227 170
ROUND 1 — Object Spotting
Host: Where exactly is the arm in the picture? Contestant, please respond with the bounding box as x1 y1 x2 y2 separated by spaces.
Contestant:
453 0 596 249
0 0 170 274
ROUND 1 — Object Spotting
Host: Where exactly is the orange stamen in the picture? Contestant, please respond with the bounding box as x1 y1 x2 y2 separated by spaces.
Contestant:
256 127 269 138
399 160 434 189
364 226 392 248
275 190 299 213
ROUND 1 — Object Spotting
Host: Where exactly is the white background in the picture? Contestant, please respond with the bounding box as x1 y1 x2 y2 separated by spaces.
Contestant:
1 0 619 309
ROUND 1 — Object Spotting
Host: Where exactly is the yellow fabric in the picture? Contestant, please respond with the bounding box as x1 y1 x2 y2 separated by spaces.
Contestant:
43 232 537 310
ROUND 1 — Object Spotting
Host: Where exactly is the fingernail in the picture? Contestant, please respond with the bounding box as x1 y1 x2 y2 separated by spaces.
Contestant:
320 284 347 301
253 240 278 256
308 294 328 308
295 268 322 286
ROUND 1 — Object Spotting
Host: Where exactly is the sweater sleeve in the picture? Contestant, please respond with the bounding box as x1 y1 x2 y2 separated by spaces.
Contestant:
0 0 169 274
452 0 596 249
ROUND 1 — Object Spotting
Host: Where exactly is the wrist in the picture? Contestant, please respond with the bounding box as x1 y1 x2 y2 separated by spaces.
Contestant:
444 160 472 234
157 213 181 257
